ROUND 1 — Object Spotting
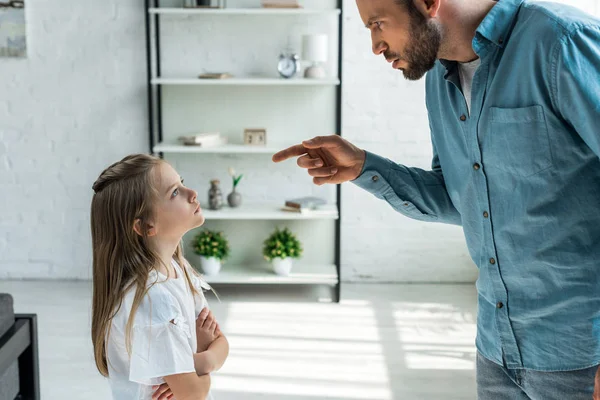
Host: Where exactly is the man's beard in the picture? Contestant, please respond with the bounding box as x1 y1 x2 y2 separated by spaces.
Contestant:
387 10 442 81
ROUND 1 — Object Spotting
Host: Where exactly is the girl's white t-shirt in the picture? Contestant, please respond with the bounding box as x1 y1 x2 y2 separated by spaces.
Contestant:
106 259 214 400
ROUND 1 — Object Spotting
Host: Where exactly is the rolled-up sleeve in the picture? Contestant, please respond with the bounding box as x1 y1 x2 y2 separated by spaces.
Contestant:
352 150 462 225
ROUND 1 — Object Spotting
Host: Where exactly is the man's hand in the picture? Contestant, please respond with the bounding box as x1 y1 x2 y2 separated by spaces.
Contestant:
196 308 220 353
594 366 600 399
272 135 366 185
152 383 174 400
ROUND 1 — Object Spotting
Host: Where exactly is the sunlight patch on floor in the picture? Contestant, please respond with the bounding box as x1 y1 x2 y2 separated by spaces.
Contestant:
393 301 477 371
212 300 394 399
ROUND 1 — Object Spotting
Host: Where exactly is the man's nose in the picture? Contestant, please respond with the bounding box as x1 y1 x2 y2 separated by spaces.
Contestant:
373 40 387 56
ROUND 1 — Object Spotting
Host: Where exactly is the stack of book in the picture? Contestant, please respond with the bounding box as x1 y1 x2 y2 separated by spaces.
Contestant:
198 72 233 79
281 196 327 214
261 0 301 8
178 132 227 148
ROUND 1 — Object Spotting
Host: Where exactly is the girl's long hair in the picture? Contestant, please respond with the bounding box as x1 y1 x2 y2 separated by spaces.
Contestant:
90 154 201 377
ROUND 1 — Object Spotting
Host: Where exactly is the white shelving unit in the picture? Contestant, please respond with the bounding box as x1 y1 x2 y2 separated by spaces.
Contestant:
154 142 282 154
151 77 340 86
203 263 337 285
148 7 341 16
202 203 339 220
145 0 343 301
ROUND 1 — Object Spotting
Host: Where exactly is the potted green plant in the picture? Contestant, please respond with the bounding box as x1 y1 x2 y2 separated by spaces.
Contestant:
262 227 303 276
227 167 243 208
192 230 230 276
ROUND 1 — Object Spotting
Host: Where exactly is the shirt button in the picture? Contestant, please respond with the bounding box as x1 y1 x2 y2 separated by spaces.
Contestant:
483 211 489 218
473 163 481 171
372 175 379 182
496 302 504 309
498 38 504 44
460 115 467 121
490 258 496 265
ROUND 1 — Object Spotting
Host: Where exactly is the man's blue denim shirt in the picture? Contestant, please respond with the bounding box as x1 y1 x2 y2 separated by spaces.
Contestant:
354 0 600 371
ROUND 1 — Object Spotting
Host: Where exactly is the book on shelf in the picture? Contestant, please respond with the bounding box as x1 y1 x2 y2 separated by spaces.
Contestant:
280 206 333 215
285 196 327 210
261 0 301 8
198 72 233 79
178 132 227 147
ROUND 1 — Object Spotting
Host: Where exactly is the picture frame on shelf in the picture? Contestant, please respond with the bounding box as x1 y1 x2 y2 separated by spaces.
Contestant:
244 128 267 146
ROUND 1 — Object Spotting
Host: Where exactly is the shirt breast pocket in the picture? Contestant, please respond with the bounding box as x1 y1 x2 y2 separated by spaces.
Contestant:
486 105 553 177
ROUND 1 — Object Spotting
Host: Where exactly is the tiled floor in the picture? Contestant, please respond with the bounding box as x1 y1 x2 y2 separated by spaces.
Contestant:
0 281 478 400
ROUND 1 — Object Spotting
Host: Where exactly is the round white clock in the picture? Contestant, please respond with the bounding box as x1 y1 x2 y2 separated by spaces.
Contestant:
277 52 300 79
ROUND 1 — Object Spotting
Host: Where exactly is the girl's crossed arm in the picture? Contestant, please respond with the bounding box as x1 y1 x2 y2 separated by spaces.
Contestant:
163 372 211 400
153 310 227 400
194 308 230 375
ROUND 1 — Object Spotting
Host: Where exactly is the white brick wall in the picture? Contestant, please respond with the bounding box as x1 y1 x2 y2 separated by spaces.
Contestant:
0 0 147 279
0 0 477 282
341 0 474 282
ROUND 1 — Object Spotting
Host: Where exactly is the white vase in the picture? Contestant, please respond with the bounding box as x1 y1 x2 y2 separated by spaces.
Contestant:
272 257 293 276
199 256 221 276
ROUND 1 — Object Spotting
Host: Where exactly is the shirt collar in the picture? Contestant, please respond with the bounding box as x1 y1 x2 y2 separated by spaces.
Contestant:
475 0 525 48
438 0 524 79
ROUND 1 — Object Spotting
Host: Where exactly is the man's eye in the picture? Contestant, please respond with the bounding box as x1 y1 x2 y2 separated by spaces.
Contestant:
172 188 179 197
375 21 382 28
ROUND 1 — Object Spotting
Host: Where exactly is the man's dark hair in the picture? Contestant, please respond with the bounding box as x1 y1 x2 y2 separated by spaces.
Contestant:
394 0 412 8
395 0 427 23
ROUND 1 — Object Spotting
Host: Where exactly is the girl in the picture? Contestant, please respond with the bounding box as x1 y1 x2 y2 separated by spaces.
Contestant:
90 154 229 400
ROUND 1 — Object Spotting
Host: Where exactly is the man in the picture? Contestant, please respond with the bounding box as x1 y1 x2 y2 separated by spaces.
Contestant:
272 0 600 398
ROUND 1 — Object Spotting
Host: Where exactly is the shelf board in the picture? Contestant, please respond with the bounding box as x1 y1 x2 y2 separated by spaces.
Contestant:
149 7 341 16
199 263 337 285
151 77 340 86
154 143 284 154
201 203 339 220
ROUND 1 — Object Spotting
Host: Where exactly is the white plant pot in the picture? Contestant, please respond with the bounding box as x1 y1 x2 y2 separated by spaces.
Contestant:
199 256 221 276
272 257 293 276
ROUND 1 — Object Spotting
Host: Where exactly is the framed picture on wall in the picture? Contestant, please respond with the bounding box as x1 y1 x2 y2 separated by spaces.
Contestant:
0 1 26 58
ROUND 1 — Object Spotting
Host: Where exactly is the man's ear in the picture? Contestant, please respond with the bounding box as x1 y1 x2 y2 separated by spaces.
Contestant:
133 219 157 237
413 0 441 18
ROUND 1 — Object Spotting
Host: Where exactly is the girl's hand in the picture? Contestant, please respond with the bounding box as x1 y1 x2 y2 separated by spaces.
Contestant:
152 383 174 400
196 308 220 352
